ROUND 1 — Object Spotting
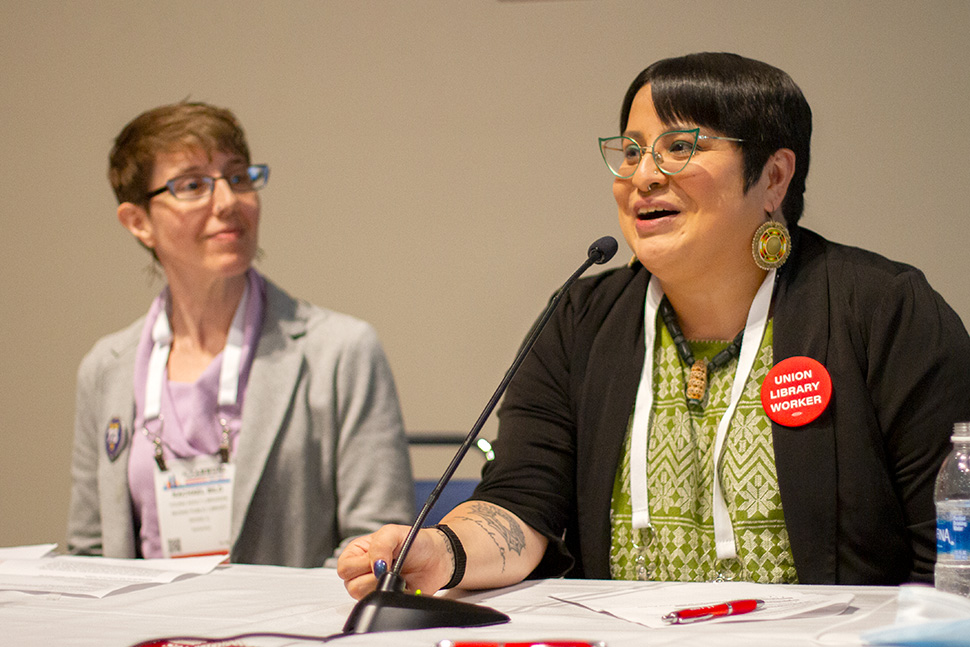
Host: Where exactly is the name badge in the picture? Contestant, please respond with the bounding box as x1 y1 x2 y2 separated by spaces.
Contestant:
153 455 234 558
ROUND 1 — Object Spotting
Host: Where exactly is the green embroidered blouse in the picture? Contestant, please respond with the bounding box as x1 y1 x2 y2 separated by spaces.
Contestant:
609 318 798 583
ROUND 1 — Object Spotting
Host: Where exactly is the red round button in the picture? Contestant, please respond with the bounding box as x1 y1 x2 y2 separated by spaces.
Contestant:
761 356 832 426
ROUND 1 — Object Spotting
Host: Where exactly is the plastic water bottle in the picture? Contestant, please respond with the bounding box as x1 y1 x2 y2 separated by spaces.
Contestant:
935 422 970 596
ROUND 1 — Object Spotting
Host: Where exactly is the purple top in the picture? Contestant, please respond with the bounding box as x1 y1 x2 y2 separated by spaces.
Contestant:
128 269 266 558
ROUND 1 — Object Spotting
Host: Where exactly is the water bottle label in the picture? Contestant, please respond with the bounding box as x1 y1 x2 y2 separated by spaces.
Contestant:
937 513 970 559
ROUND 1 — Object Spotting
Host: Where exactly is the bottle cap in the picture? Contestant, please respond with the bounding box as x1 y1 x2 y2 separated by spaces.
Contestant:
952 421 970 441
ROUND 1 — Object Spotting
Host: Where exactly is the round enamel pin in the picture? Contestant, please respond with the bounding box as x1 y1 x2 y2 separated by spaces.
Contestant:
761 356 832 426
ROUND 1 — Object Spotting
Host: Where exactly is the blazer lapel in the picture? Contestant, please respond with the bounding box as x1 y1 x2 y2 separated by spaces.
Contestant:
771 230 838 583
577 266 649 578
229 282 307 544
99 323 141 558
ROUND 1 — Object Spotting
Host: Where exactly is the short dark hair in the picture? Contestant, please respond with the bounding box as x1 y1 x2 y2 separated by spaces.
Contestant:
619 52 812 226
108 101 251 206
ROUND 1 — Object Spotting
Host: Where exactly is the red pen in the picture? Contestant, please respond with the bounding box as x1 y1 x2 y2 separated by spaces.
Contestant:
662 598 765 624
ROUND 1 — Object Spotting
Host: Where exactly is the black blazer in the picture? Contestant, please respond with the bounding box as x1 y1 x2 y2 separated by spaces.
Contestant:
475 228 970 584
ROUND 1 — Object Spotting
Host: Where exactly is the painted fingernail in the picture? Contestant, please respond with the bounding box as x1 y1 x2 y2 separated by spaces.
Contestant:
373 559 387 578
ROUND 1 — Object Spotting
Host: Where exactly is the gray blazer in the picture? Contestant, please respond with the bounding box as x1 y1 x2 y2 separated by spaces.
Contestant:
67 278 415 567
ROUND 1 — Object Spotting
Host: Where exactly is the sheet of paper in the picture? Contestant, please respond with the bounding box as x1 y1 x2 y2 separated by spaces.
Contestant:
0 544 58 559
551 581 854 628
0 553 226 598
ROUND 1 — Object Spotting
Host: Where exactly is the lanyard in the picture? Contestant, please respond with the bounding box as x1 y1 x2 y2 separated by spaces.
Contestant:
143 281 250 467
629 270 775 561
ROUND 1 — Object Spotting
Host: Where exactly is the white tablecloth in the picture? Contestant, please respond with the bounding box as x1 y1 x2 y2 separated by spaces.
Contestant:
0 563 899 646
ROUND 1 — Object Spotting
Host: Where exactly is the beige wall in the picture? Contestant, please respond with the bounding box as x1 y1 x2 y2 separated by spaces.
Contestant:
1 0 968 548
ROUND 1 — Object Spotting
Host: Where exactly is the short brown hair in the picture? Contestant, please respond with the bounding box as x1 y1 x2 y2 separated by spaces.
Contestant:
108 101 251 205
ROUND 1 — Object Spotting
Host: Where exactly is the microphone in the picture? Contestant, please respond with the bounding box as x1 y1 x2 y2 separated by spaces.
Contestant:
587 235 618 265
343 236 618 635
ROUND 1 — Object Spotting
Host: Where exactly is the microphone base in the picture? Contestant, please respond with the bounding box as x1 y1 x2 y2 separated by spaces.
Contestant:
342 589 510 634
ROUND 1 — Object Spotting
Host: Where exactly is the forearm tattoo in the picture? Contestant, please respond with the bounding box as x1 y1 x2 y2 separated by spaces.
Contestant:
456 501 526 571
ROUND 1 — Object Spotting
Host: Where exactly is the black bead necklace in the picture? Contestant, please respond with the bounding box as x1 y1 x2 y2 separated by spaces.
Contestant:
658 296 744 405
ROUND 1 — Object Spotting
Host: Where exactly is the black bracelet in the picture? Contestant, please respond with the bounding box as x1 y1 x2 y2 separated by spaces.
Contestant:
434 523 466 589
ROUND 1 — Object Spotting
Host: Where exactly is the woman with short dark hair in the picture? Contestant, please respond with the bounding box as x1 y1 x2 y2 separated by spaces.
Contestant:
338 52 970 595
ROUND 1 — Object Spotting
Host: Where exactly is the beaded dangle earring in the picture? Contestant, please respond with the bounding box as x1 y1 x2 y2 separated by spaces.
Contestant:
752 212 791 270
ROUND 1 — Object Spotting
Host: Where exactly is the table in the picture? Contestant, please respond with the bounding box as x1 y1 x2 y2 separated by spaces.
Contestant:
0 563 899 646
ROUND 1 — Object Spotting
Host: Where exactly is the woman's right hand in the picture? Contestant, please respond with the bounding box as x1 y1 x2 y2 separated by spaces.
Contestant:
336 524 455 600
339 502 548 600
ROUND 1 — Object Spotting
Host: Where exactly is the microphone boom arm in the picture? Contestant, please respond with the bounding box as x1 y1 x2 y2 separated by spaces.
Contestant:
343 236 617 633
385 251 604 589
